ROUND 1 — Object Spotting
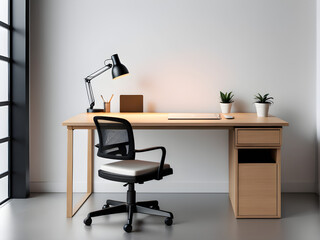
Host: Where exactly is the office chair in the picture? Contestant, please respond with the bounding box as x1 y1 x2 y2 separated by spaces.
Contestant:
83 116 174 232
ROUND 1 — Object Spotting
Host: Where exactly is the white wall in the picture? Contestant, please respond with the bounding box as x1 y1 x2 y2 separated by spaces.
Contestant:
29 0 317 193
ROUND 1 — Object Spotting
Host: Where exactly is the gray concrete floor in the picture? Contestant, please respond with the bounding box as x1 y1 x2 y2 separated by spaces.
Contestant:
0 193 319 240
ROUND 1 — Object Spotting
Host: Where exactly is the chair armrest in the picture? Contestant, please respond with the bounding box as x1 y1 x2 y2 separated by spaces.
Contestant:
135 147 166 180
135 146 165 153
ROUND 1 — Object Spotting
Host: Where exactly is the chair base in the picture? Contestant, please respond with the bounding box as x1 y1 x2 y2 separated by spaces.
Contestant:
83 183 174 232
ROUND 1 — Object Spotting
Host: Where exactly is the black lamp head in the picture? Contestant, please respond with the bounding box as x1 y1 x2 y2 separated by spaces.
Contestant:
111 54 129 79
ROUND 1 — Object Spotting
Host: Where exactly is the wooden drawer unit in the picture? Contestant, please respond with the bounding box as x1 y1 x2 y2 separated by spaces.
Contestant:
235 128 281 147
238 163 278 217
229 129 282 219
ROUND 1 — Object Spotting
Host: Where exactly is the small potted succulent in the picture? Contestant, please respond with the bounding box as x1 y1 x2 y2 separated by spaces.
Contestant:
220 91 234 113
254 93 274 117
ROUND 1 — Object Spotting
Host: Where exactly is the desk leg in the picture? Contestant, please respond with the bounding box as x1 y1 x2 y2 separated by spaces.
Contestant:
87 129 94 194
66 128 94 218
228 128 238 217
67 127 74 218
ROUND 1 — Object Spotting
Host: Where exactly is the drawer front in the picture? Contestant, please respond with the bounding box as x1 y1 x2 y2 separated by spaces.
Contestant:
238 164 278 216
236 128 281 147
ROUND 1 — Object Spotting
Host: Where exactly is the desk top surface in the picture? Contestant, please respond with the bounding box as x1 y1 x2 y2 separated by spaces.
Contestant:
62 113 289 129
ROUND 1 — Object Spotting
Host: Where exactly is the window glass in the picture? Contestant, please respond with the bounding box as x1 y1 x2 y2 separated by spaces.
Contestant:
0 142 8 174
0 0 9 24
0 176 8 203
0 0 9 206
0 61 8 101
0 27 9 57
0 106 8 139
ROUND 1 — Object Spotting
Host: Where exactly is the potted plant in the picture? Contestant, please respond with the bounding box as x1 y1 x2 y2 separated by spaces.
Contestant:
254 93 274 117
220 91 234 113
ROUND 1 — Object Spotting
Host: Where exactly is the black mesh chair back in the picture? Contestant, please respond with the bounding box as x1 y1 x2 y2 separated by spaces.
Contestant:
94 116 135 160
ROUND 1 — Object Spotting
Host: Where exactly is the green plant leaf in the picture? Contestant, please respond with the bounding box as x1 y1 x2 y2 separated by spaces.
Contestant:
220 91 225 103
220 91 234 103
255 93 274 103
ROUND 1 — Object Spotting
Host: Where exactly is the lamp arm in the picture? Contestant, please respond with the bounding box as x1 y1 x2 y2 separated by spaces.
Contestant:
85 63 112 81
85 80 95 109
84 63 112 109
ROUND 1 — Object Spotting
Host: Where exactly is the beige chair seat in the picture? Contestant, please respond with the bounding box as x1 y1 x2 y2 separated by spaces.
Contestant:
100 160 170 176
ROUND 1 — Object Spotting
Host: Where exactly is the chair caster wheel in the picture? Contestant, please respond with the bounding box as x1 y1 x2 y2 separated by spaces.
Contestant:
165 217 173 226
123 224 132 233
83 216 92 226
102 204 109 209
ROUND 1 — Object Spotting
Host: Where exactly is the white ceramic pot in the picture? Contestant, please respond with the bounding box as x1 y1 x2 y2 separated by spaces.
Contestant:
255 103 270 117
220 103 232 114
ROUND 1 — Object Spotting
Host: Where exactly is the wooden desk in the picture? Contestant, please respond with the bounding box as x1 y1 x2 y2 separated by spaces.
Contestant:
62 113 288 218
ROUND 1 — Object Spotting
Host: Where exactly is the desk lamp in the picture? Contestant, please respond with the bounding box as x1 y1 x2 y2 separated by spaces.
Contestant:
85 54 129 112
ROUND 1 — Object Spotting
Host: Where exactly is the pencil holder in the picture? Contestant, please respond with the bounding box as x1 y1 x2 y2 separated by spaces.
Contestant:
104 102 110 113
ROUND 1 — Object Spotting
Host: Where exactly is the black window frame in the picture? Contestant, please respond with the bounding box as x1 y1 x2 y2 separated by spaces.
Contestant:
0 0 11 205
1 0 29 204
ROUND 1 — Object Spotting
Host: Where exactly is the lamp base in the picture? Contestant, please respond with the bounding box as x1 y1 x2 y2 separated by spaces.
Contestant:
87 108 105 113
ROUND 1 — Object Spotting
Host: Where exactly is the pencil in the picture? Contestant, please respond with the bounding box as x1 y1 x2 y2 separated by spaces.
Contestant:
109 94 114 103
